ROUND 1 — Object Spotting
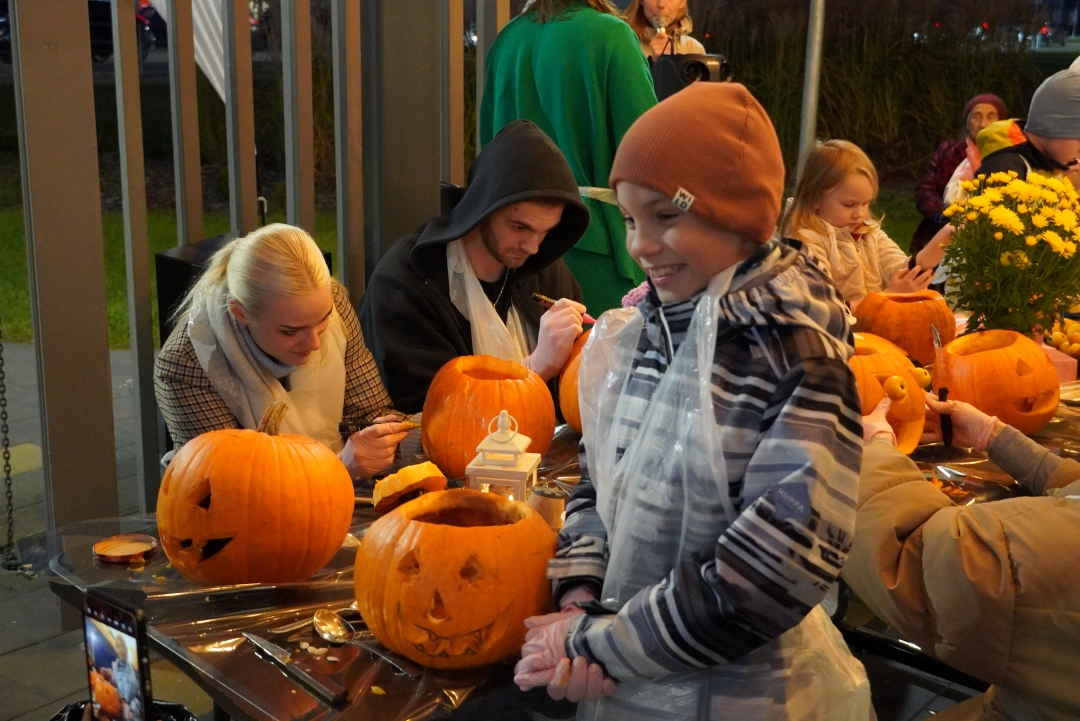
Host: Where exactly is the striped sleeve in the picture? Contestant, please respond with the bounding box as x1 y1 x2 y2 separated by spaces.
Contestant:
565 356 862 679
547 438 609 603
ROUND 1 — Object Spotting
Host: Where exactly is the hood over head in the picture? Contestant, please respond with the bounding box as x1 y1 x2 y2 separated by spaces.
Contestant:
412 120 590 276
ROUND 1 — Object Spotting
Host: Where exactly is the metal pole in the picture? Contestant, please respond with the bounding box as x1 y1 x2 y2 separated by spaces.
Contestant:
223 0 259 234
475 0 510 152
283 0 316 232
11 0 118 530
441 0 465 186
112 0 162 510
332 0 365 297
796 0 827 183
167 0 204 245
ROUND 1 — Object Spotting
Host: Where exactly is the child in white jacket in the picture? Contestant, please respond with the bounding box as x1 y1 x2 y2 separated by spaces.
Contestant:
783 139 934 311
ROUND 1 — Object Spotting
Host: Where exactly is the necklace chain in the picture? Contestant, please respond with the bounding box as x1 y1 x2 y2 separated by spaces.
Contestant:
492 269 510 307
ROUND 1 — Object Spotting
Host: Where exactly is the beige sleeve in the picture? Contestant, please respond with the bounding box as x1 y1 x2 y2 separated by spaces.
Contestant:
875 228 911 282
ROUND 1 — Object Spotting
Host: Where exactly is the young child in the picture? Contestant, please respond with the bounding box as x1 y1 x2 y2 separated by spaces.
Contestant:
783 139 934 310
514 84 872 719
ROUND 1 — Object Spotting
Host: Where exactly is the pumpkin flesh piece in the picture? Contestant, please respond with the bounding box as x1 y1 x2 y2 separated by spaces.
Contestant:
850 333 925 455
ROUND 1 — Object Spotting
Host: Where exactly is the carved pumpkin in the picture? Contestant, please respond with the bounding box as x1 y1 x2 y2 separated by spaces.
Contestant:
850 333 926 454
853 290 955 366
559 329 592 433
943 330 1059 434
90 669 122 718
373 461 448 514
157 402 355 584
422 355 555 478
354 489 555 669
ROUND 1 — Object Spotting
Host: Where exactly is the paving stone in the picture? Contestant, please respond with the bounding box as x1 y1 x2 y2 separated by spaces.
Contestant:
0 586 61 650
9 689 88 721
10 468 45 509
0 671 51 721
0 630 87 701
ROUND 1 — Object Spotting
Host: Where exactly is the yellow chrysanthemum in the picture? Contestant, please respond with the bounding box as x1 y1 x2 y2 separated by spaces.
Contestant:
981 188 1004 204
1032 214 1049 229
1041 206 1057 217
961 180 977 193
1013 251 1031 269
1042 190 1060 204
1054 209 1078 230
988 172 1013 185
1000 252 1012 266
943 204 961 218
1018 204 1029 214
967 211 980 222
969 195 992 211
1064 241 1078 259
1026 235 1038 246
994 232 1004 241
989 206 1025 233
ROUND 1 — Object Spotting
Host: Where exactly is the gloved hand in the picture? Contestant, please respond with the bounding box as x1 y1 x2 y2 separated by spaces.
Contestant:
521 299 586 381
339 416 410 478
922 392 1002 451
514 612 616 701
863 398 896 445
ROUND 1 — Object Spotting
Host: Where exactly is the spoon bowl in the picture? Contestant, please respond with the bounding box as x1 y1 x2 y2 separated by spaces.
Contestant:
313 609 422 678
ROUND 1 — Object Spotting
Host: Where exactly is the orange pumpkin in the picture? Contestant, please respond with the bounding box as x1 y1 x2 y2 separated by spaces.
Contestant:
90 669 122 718
157 402 355 584
354 489 555 669
849 333 926 454
853 290 955 366
422 355 555 478
559 329 592 433
942 330 1059 434
373 461 448 514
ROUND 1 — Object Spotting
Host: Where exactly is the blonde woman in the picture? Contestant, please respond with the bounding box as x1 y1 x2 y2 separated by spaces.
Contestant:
625 0 705 61
155 224 408 479
782 139 934 310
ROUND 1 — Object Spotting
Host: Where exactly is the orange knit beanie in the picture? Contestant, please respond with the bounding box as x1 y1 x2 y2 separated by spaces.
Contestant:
610 83 785 243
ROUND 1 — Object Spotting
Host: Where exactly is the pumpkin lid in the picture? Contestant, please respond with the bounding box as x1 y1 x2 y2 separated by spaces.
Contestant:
373 462 449 514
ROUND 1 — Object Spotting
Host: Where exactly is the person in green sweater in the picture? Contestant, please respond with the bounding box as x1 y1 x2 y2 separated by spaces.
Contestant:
480 0 658 313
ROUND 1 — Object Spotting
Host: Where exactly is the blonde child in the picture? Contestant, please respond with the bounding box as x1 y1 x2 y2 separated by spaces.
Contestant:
783 140 934 310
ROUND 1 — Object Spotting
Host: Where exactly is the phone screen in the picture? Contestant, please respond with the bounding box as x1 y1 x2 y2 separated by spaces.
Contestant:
83 594 148 721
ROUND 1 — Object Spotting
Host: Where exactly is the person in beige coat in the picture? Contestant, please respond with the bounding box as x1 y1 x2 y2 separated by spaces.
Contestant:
846 394 1080 721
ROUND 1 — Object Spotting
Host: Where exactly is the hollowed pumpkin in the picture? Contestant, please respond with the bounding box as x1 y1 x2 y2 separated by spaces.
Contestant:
90 669 122 718
354 489 555 669
558 329 592 433
157 402 355 584
850 333 926 454
943 330 1059 434
422 355 555 478
853 290 955 366
373 461 448 514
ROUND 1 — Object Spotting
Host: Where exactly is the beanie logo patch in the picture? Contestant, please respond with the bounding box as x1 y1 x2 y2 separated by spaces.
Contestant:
672 187 696 212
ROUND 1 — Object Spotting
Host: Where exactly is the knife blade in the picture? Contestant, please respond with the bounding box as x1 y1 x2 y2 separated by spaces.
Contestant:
243 632 348 706
931 325 953 447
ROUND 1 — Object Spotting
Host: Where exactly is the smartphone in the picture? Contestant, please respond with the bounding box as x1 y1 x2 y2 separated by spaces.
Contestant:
82 591 152 721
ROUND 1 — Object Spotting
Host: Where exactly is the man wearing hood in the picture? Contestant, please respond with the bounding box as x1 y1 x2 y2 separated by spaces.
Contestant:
360 120 590 413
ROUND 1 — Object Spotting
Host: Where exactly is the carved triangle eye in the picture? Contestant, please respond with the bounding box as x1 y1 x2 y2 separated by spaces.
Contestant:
460 555 484 583
398 550 421 577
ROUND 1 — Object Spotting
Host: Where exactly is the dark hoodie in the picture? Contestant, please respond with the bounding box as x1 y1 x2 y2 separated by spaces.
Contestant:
359 120 590 413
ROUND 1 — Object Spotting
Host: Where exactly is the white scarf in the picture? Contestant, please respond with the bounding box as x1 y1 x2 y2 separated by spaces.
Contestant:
446 239 533 361
186 289 348 451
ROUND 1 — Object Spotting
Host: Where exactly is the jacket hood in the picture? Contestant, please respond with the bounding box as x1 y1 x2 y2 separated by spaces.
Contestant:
412 120 590 277
643 240 853 358
976 118 1027 159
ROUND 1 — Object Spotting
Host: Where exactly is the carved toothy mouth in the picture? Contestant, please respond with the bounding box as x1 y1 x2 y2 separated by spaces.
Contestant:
401 606 510 658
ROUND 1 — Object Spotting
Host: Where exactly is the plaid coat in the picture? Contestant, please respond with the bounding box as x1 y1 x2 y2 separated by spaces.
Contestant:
155 282 394 447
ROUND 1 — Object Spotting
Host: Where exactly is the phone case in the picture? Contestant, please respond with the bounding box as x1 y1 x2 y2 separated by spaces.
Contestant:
82 590 153 721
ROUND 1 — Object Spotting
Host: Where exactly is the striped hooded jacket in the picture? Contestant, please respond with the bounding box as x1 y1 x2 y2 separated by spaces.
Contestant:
550 241 864 689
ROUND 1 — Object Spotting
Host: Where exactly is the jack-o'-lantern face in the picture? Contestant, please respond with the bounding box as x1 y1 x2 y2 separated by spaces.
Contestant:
354 490 555 669
849 333 926 454
157 403 355 584
943 330 1059 434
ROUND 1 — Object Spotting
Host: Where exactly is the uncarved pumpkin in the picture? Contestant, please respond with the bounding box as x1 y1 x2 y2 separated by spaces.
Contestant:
559 329 592 433
850 333 926 454
422 355 555 478
853 291 955 366
157 402 355 584
943 330 1059 434
354 489 555 669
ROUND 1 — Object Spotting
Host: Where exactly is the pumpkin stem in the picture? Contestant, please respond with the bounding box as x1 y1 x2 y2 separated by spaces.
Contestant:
257 401 289 435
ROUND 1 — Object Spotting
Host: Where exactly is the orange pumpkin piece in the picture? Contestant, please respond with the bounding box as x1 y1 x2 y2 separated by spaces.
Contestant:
90 669 122 718
559 329 592 433
853 290 955 366
354 489 555 669
942 330 1059 435
373 462 448 514
422 355 555 478
157 402 355 584
850 333 926 454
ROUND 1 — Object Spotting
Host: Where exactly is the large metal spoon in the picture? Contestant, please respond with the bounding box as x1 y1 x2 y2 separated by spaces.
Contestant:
313 609 422 678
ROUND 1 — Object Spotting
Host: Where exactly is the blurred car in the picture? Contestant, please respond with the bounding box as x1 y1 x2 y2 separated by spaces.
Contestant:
1033 24 1069 48
0 0 157 65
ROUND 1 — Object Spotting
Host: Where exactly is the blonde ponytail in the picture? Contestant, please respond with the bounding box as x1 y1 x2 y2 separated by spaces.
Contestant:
173 224 330 322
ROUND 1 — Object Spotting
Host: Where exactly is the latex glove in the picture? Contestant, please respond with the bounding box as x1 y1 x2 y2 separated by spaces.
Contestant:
922 392 1002 451
515 614 616 701
887 265 934 293
521 299 585 381
863 398 896 445
339 416 410 478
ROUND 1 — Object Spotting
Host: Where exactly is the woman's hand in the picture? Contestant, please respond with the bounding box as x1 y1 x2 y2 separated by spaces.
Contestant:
887 265 934 293
339 416 410 478
915 224 954 269
922 392 1003 451
514 611 616 701
647 28 670 60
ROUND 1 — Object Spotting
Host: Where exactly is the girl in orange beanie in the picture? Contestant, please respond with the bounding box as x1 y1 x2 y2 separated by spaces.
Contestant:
783 139 935 311
515 83 873 720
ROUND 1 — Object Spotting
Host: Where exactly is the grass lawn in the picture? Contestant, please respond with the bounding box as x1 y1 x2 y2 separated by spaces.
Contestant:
876 185 922 253
0 209 339 349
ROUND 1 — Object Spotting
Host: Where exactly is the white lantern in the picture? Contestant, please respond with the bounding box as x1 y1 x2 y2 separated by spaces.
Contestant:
465 410 541 502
